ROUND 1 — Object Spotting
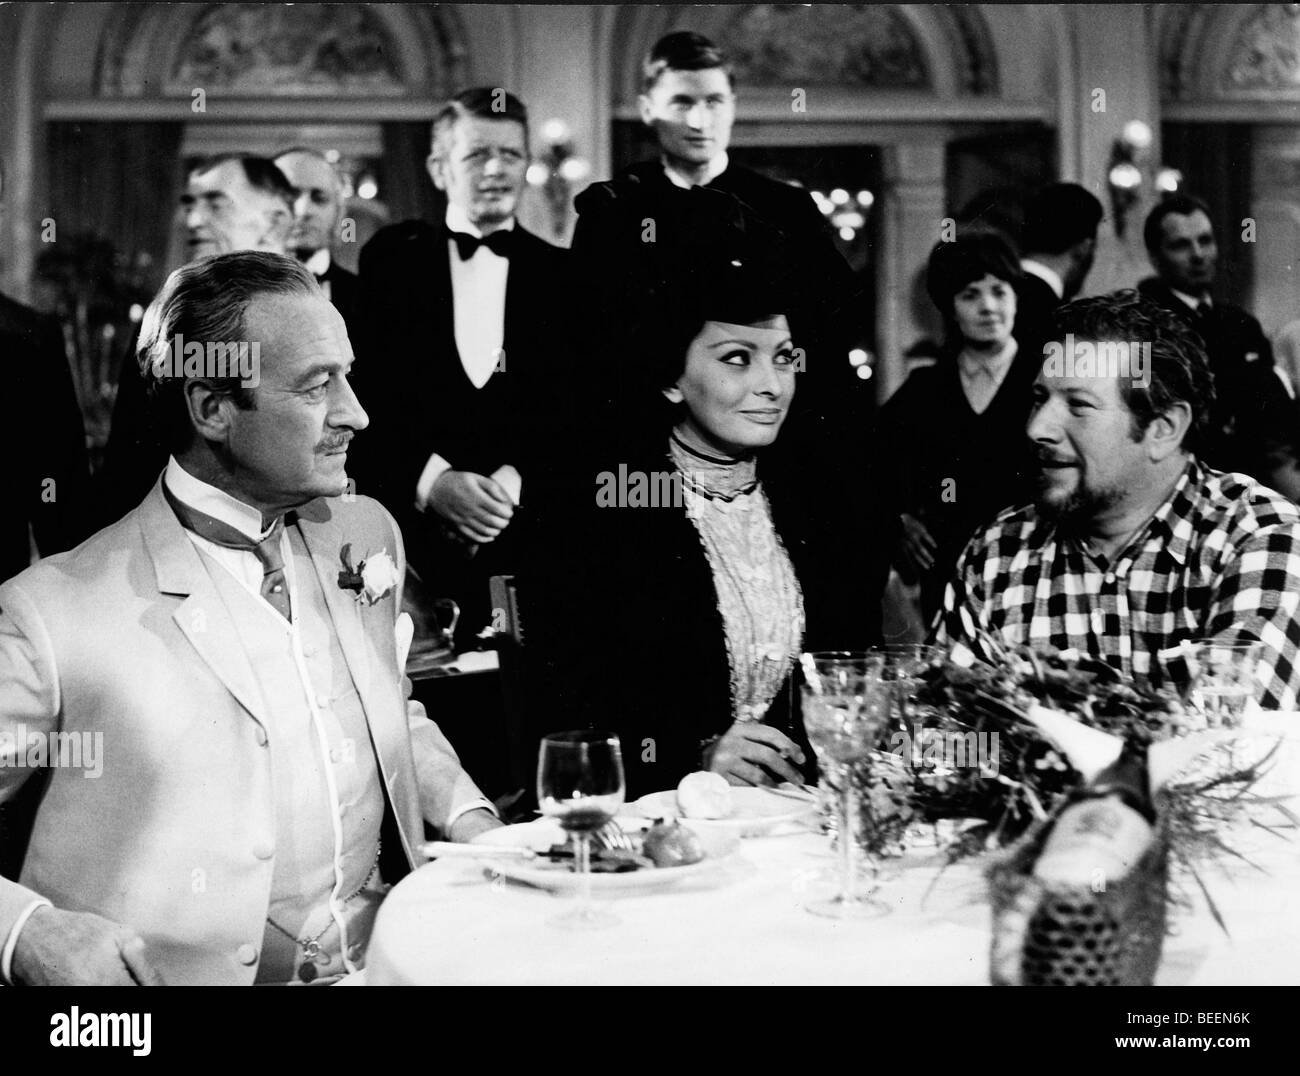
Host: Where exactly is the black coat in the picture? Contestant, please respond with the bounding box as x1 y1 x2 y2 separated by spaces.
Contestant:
1137 277 1297 480
349 219 574 634
1013 269 1062 363
529 423 882 799
572 160 865 420
0 292 91 583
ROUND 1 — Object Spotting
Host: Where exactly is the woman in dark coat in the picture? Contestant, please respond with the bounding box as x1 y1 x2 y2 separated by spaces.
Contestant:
532 239 879 799
876 232 1042 623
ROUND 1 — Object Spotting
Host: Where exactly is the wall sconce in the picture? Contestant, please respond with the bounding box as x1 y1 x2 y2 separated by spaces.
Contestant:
527 119 590 242
1107 120 1180 238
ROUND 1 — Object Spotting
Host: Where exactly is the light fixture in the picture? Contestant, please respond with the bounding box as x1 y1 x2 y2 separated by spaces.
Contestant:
356 175 378 200
1107 121 1171 238
533 118 591 241
813 186 873 243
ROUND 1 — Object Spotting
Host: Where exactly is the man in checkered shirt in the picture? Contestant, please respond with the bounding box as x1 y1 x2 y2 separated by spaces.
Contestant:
933 289 1300 709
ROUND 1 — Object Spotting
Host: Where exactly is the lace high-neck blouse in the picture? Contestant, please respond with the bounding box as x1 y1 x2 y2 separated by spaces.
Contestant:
669 433 805 725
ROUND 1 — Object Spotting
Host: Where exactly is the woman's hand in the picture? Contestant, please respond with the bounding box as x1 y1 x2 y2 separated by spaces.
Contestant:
897 512 937 575
708 722 805 786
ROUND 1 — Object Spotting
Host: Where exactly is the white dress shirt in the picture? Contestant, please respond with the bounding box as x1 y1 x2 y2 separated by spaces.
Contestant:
414 206 520 512
1020 258 1064 301
305 248 333 301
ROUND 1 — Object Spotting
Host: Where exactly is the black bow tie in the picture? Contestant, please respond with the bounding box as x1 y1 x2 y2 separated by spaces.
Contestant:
451 230 513 261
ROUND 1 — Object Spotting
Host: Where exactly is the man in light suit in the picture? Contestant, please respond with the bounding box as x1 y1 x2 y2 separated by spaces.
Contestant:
0 251 499 986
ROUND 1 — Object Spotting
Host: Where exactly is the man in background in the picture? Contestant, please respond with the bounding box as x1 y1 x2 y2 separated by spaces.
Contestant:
353 88 572 649
98 154 296 525
1137 194 1297 483
0 155 92 585
274 147 361 333
1014 182 1104 356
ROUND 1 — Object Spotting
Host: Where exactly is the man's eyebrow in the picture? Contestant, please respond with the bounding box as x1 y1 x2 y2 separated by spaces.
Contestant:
292 362 342 386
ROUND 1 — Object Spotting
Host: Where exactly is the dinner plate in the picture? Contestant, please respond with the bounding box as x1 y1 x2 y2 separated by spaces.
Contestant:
628 786 819 838
469 819 740 894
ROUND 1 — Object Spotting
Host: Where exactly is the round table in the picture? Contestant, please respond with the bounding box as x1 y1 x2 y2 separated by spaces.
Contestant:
365 813 1300 986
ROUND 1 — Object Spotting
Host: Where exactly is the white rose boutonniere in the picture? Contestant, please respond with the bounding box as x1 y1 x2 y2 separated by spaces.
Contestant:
338 543 399 606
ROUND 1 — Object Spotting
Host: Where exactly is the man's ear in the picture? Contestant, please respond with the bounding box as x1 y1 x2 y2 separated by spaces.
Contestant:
1145 400 1193 462
185 380 236 445
426 152 447 192
264 205 293 252
637 93 655 128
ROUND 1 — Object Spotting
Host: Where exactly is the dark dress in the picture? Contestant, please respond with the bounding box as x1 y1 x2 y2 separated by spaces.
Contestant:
528 423 881 800
875 344 1041 621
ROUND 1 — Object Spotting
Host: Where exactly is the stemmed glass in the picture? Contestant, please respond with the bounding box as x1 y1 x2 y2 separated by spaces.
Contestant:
1187 641 1263 728
870 643 945 727
800 652 893 919
537 730 626 929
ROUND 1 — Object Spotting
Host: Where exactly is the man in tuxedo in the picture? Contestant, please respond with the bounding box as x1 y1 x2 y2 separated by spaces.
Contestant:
0 156 92 585
98 154 296 527
274 147 361 333
1014 182 1103 357
0 251 499 986
353 87 571 646
1137 194 1297 481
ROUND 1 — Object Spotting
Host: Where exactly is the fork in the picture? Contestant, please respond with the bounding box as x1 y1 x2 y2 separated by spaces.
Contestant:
589 818 636 852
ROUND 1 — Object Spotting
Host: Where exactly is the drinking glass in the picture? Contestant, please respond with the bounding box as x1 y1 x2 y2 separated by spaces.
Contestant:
869 643 945 728
537 730 626 929
800 652 893 918
1188 641 1263 728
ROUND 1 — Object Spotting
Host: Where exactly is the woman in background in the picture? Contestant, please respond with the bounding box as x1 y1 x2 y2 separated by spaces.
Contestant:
876 232 1040 622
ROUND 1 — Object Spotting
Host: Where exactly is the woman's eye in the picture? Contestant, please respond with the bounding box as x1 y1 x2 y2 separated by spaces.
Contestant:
774 350 796 366
720 350 751 366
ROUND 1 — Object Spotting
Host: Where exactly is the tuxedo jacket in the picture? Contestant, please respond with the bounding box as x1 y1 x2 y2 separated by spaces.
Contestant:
1137 277 1297 478
0 292 91 583
321 260 361 336
1012 270 1061 363
350 219 573 583
0 482 488 985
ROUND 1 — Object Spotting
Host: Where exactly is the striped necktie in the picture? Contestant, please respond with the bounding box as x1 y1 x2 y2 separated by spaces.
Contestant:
163 484 293 622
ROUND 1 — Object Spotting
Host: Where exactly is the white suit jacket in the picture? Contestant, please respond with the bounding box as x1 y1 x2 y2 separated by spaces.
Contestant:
0 479 487 984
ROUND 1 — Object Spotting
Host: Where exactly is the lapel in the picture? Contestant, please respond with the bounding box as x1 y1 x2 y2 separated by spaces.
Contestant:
140 478 272 729
291 497 375 712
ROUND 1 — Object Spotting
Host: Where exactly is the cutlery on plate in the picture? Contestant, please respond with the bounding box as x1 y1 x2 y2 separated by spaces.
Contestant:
420 841 538 861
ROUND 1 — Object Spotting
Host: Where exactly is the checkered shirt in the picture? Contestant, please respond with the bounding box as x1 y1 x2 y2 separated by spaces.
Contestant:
932 458 1300 709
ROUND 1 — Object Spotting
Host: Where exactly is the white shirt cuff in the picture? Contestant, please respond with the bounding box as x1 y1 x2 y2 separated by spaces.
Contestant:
2 898 52 985
445 799 499 833
415 454 454 512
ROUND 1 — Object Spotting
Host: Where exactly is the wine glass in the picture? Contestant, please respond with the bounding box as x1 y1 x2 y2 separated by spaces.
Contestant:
536 730 626 929
870 643 945 728
800 652 893 919
1188 641 1263 728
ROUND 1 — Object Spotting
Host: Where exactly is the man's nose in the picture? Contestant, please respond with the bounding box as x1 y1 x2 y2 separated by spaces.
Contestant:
684 103 708 129
1026 399 1060 442
294 194 312 220
482 153 506 176
185 203 204 230
334 375 369 432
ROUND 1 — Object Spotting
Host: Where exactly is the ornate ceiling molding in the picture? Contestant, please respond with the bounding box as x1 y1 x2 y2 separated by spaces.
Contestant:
1159 3 1300 107
92 2 467 101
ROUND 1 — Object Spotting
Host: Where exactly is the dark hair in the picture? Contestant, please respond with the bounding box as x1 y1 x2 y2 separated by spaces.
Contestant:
189 154 295 209
925 232 1023 345
1049 289 1216 452
1022 183 1104 254
137 251 319 452
430 87 529 157
642 30 733 92
1143 193 1214 256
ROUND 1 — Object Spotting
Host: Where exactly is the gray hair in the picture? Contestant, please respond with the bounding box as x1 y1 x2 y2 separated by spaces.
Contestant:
137 250 319 451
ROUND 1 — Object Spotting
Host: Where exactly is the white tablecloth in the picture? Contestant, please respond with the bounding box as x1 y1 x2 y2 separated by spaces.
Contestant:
365 715 1300 986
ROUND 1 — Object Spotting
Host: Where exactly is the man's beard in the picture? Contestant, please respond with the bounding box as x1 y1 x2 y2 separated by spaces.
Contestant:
1035 469 1124 530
